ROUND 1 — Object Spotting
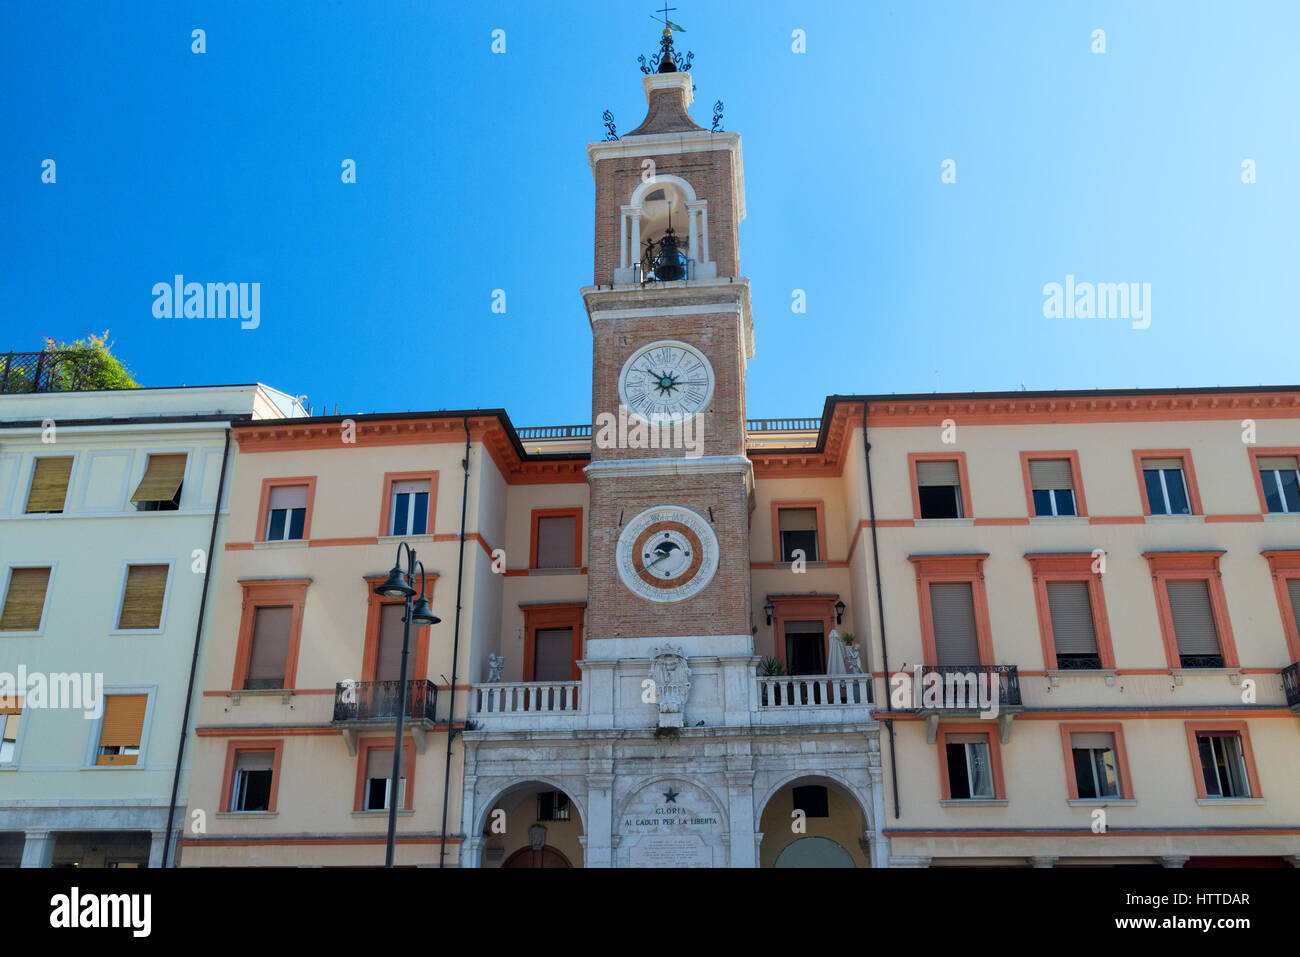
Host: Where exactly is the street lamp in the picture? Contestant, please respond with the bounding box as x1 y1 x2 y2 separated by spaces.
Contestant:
834 599 846 625
374 541 440 867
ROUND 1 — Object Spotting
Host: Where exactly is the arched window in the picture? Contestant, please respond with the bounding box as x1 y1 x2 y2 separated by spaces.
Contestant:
616 174 715 282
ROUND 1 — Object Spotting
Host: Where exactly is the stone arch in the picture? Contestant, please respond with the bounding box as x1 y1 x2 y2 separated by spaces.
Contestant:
755 768 874 832
629 172 699 207
475 776 587 838
613 773 729 832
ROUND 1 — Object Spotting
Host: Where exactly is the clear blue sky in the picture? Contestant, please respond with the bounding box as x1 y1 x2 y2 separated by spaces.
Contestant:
4 1 1297 425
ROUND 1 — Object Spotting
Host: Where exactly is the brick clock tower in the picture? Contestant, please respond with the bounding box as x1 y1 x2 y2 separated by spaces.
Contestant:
582 31 755 650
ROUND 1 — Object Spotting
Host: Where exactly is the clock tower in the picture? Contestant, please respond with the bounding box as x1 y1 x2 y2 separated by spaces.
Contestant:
582 29 755 644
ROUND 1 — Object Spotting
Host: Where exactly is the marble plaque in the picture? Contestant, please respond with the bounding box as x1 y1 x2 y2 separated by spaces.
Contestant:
618 779 725 868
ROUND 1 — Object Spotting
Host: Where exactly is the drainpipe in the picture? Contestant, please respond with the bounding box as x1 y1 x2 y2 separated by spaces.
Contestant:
862 403 900 820
162 425 232 866
438 415 471 867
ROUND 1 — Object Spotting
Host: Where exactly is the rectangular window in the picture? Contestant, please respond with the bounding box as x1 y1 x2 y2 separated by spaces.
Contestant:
1288 579 1300 638
945 733 994 799
1 567 52 632
1196 733 1251 798
1257 455 1300 514
1166 580 1224 668
535 514 578 568
1029 459 1076 517
792 785 829 818
1046 581 1100 669
0 702 22 765
778 507 820 562
230 751 274 811
116 564 168 630
1071 732 1121 799
784 621 826 676
364 748 407 811
533 627 574 682
130 454 186 511
1142 458 1191 515
265 485 308 541
245 606 293 690
390 480 430 536
374 603 407 683
96 694 147 766
25 456 73 514
537 790 571 822
916 460 963 519
929 582 980 666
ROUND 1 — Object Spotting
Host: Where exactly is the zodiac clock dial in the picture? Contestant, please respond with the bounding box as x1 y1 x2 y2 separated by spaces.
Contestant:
616 505 719 603
617 340 715 424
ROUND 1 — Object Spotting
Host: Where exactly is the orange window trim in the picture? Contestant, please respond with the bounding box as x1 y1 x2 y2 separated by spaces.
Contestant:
908 554 994 666
377 471 439 537
936 722 1007 801
521 602 586 681
1025 553 1115 670
769 499 828 563
907 452 974 520
1142 551 1239 669
766 594 839 671
254 476 318 542
529 507 583 569
1018 450 1088 517
1247 447 1300 515
1058 723 1134 800
354 735 416 812
361 573 437 682
1261 550 1300 662
230 579 311 691
1131 449 1202 516
218 738 285 813
1182 720 1263 800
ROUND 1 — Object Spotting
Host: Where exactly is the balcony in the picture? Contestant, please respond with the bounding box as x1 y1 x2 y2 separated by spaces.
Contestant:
332 679 439 754
1 350 107 394
755 674 874 727
469 681 586 732
913 664 1023 744
1283 662 1300 713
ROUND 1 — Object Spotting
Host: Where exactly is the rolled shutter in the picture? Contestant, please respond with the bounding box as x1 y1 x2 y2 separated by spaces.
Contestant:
916 460 959 486
25 457 73 513
947 732 988 745
1142 457 1182 471
392 480 428 495
235 750 274 773
929 582 981 666
1288 579 1300 634
1166 580 1222 656
1257 455 1299 471
268 485 308 510
0 567 52 631
246 606 293 687
1070 732 1115 751
130 454 187 503
98 694 147 760
1046 581 1098 655
375 603 406 682
1029 459 1074 490
533 627 573 680
117 564 168 630
366 747 407 779
778 508 818 531
536 515 576 568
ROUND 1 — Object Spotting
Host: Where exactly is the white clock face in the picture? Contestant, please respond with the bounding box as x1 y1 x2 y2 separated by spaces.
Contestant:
616 505 719 603
617 340 715 425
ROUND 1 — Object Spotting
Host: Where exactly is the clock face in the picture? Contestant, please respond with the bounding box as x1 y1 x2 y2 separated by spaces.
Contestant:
616 505 719 603
617 340 715 425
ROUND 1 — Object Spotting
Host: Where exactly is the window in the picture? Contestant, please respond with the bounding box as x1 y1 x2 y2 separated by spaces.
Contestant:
390 480 430 536
244 606 292 690
532 509 581 569
1256 454 1300 514
767 595 840 675
1134 451 1201 516
362 746 408 811
1027 458 1077 516
536 791 571 822
1026 553 1116 672
522 603 585 681
1166 580 1224 668
96 694 147 766
233 579 308 692
265 485 308 541
230 751 274 811
911 555 993 668
776 506 820 562
1071 732 1121 799
792 785 829 818
784 621 826 676
0 566 52 632
915 459 963 519
25 456 73 513
945 733 994 800
116 564 169 630
929 582 980 667
1046 581 1101 669
130 454 186 511
373 603 407 683
1196 733 1250 798
533 628 575 681
0 700 21 764
1261 551 1300 662
1144 552 1238 670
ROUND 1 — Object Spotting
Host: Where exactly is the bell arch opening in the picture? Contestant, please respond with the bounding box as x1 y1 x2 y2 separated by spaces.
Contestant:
616 174 715 282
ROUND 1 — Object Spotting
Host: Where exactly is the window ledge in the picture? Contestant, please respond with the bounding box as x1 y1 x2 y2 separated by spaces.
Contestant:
1195 797 1264 806
378 534 434 544
1146 514 1203 523
916 518 975 527
230 688 295 705
1262 513 1300 522
1047 669 1117 687
253 540 309 550
1068 798 1136 807
1029 516 1088 525
939 799 1008 807
216 811 280 819
0 631 45 639
351 809 416 818
108 630 165 638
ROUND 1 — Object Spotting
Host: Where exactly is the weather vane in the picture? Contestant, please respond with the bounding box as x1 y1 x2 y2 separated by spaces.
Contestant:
640 3 692 73
651 3 685 33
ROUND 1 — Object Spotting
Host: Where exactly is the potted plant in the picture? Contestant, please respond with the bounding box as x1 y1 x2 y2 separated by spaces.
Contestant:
758 656 784 705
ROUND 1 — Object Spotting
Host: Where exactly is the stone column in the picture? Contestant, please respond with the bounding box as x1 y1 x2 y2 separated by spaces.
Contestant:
686 203 699 265
20 829 54 868
629 214 641 274
867 738 890 869
585 774 614 868
725 763 757 868
148 828 170 868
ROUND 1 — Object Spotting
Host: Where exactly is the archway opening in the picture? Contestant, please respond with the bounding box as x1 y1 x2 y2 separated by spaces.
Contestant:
481 781 584 868
758 776 870 868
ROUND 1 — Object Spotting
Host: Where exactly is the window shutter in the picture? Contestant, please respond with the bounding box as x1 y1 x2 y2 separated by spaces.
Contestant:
1142 457 1182 471
25 457 73 513
366 747 407 779
916 460 959 487
98 695 147 748
117 565 168 630
268 485 308 510
1029 459 1074 490
235 751 274 773
392 480 428 495
130 454 187 503
375 603 406 682
1046 581 1098 654
1166 580 1221 656
778 508 818 531
947 732 988 745
1257 455 1299 471
1070 732 1115 750
536 515 576 568
1288 579 1300 635
929 582 981 666
0 567 52 631
247 606 293 686
533 627 573 681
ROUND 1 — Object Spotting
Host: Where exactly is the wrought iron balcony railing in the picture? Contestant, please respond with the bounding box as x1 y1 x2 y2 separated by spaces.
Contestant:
1179 655 1227 669
1282 662 1300 708
919 664 1022 708
0 350 105 394
332 679 438 723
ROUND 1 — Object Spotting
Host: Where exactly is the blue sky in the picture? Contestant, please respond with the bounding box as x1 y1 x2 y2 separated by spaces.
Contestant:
4 1 1297 425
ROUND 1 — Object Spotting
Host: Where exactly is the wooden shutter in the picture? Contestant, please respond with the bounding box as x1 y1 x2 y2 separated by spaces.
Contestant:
130 454 187 503
1166 580 1221 656
97 694 147 765
246 606 293 687
1257 455 1299 471
117 565 168 630
0 567 52 631
1288 579 1300 634
1029 459 1074 490
929 582 980 666
1046 581 1098 654
366 747 407 779
25 457 73 513
916 460 959 486
533 628 573 680
375 603 406 682
778 508 818 531
536 515 576 568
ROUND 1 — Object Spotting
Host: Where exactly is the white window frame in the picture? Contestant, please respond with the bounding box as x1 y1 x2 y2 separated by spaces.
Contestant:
1036 487 1076 517
1261 467 1300 514
0 708 28 768
1199 734 1251 799
390 483 430 536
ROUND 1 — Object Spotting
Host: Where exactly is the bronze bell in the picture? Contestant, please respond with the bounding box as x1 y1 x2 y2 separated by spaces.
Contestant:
653 226 687 282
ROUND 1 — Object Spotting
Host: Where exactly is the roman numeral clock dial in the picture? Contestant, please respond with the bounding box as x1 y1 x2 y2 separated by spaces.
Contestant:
617 340 715 424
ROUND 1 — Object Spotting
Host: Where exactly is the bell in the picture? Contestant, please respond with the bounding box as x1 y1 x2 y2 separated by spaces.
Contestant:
653 228 687 282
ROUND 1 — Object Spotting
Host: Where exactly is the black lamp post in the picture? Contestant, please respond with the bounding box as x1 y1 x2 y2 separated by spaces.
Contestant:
373 541 440 867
